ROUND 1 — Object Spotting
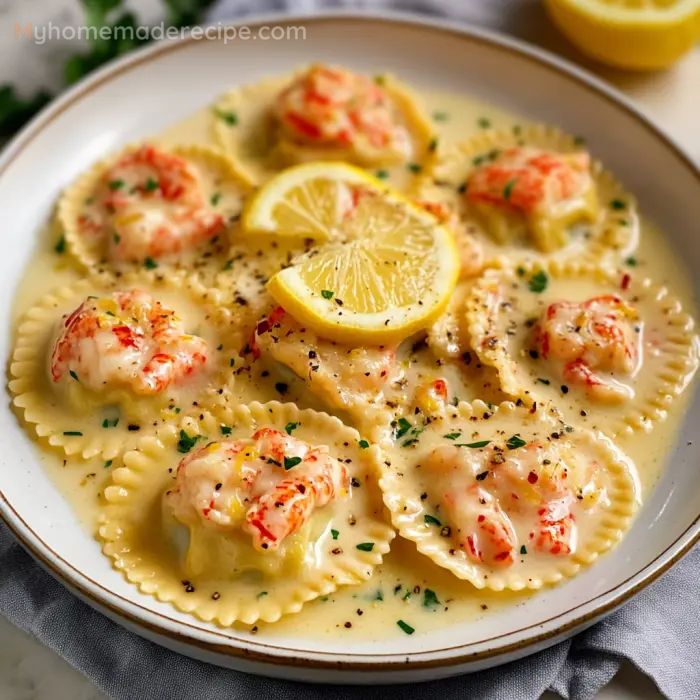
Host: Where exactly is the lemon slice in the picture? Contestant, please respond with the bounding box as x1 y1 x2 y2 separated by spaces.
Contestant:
249 162 459 344
545 0 700 70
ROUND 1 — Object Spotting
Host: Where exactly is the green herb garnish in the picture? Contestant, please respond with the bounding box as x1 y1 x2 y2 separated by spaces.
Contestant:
423 589 440 609
397 620 415 635
424 514 441 527
528 270 548 293
321 289 334 300
506 434 527 450
358 439 370 449
214 107 238 125
143 257 158 269
356 542 375 552
284 422 299 435
177 430 201 454
456 440 491 449
331 529 340 540
54 235 66 254
284 456 302 470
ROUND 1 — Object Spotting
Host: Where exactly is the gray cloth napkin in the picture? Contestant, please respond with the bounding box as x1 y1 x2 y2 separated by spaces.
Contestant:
1 1 699 699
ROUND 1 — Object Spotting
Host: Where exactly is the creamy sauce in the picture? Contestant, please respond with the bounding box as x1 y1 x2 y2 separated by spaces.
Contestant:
11 87 697 641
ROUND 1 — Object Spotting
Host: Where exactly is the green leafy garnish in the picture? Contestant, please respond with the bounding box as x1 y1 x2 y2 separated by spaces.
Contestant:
520 545 528 555
220 425 232 435
423 589 440 609
503 178 517 200
424 514 441 527
104 460 113 468
356 542 374 552
358 439 370 449
456 440 491 449
443 432 461 440
477 117 491 129
54 235 66 254
177 430 201 454
210 192 221 206
506 434 527 450
395 417 412 439
63 431 83 436
528 270 548 293
432 111 449 122
321 289 334 300
397 620 415 635
331 529 340 540
108 179 124 191
375 169 389 180
69 370 79 382
143 257 158 269
284 456 302 470
213 107 238 125
284 422 299 435
101 417 119 428
144 177 159 192
610 199 626 210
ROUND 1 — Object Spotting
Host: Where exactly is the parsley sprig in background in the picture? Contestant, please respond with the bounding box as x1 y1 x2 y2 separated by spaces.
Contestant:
0 0 215 140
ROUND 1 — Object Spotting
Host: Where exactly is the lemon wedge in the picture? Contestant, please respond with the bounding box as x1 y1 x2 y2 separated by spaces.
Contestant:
544 0 700 70
246 162 459 344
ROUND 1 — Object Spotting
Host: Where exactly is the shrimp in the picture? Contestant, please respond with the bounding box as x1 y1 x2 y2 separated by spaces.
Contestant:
78 144 224 262
165 428 349 552
422 438 590 566
250 306 400 412
274 64 409 158
418 200 483 278
50 289 208 395
466 147 592 216
533 295 639 401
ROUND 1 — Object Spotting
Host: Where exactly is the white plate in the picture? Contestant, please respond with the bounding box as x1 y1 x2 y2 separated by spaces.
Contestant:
1 11 698 684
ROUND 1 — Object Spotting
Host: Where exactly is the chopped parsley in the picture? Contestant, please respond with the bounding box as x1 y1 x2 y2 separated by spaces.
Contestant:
284 421 299 435
69 370 79 382
103 460 113 469
528 270 548 293
443 432 461 440
220 425 232 435
214 107 238 125
395 417 412 439
143 257 158 269
210 192 222 206
407 162 422 174
503 178 517 200
457 440 491 449
424 514 441 527
63 431 83 436
54 235 66 254
113 233 121 245
358 439 370 449
108 179 124 191
536 377 551 385
256 591 268 599
397 620 415 635
423 589 440 609
101 417 119 428
520 545 528 555
428 138 438 152
284 456 302 470
331 529 340 540
321 289 334 300
432 111 449 122
375 169 389 180
625 256 638 267
609 198 626 210
177 430 201 454
356 542 375 552
143 177 159 193
506 434 527 450
477 117 491 129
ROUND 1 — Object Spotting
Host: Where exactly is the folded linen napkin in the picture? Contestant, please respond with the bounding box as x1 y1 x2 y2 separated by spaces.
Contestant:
1 2 698 699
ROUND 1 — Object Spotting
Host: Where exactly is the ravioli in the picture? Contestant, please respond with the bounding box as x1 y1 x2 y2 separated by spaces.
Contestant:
380 400 639 590
213 65 435 188
98 402 394 625
58 143 249 274
420 124 638 265
467 262 699 436
9 271 237 459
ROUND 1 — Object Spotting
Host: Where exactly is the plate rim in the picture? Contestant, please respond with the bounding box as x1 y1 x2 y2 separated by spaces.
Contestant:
1 8 698 672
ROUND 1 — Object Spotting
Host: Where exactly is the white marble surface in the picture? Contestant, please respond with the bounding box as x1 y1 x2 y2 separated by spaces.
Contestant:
0 2 698 699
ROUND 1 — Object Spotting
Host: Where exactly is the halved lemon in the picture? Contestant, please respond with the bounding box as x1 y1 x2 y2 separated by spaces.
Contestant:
246 162 459 344
544 0 700 70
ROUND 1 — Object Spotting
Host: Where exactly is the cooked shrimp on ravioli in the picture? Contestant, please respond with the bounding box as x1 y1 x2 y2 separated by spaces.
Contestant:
166 427 349 552
51 289 209 396
465 146 597 252
273 64 411 164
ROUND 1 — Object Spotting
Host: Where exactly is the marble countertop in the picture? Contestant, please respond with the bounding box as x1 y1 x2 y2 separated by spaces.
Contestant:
1 2 698 698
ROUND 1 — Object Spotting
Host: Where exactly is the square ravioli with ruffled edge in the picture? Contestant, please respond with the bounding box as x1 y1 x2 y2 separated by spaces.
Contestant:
419 124 638 265
213 64 435 189
9 271 238 459
98 402 394 626
466 261 699 436
58 143 250 276
380 400 639 590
